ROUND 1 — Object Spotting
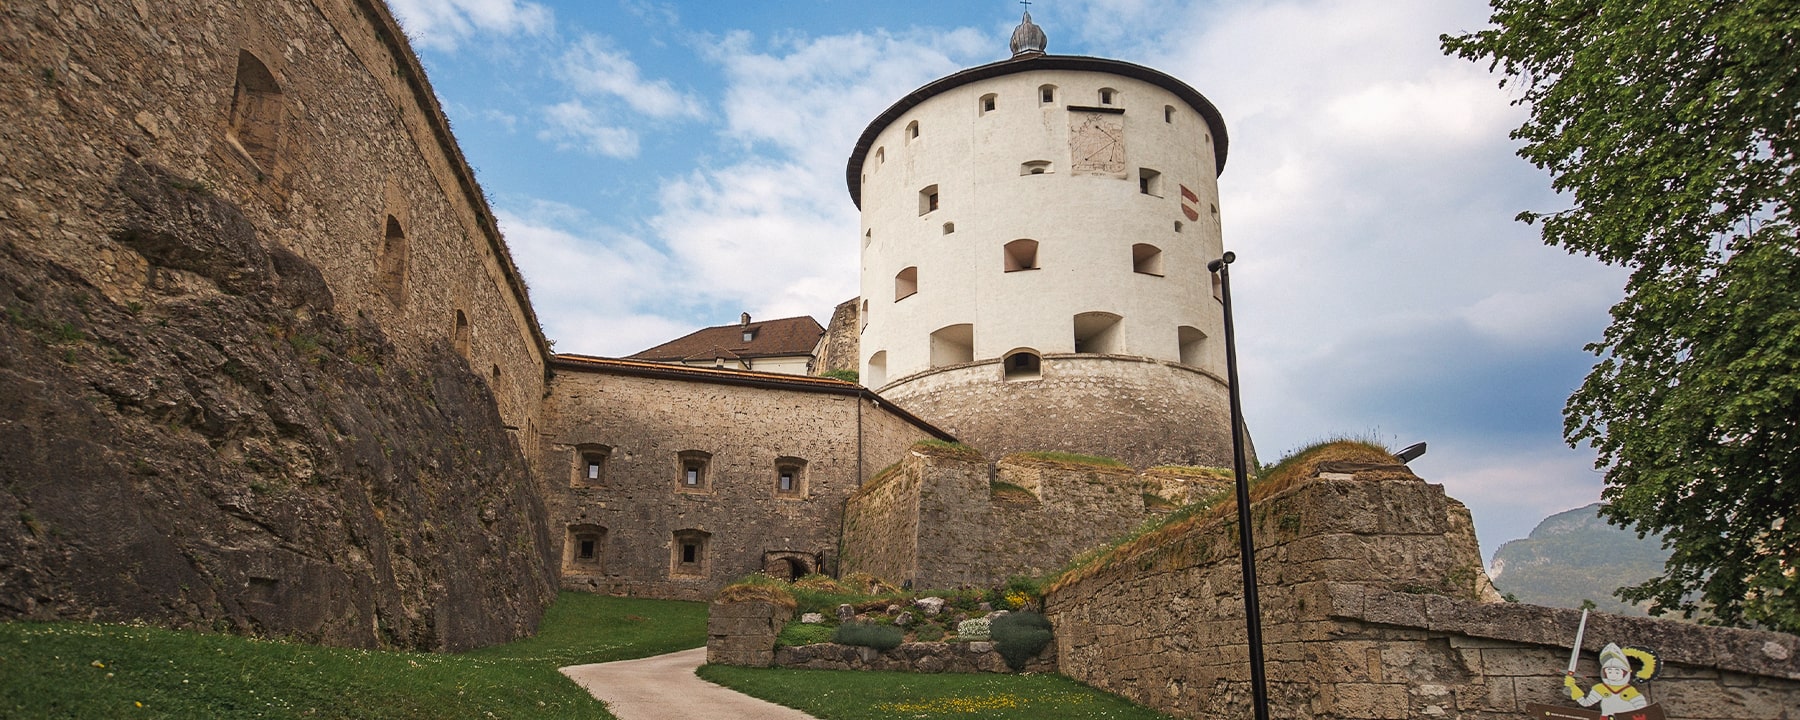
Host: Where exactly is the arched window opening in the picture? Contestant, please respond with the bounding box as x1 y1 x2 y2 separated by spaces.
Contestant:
670 529 711 577
930 324 974 367
1003 239 1039 272
906 120 919 141
1021 160 1052 175
894 267 918 301
867 351 887 388
453 310 470 358
943 222 955 235
860 299 869 330
1174 220 1184 233
863 228 873 247
564 524 605 572
1039 84 1057 105
1179 326 1207 366
1098 87 1117 105
1164 105 1176 123
775 457 808 497
918 184 939 215
676 450 712 492
875 146 885 166
1139 168 1163 197
574 444 611 487
1132 244 1164 276
1003 349 1042 380
378 215 409 302
1073 312 1123 354
979 93 998 115
762 552 818 581
228 50 283 172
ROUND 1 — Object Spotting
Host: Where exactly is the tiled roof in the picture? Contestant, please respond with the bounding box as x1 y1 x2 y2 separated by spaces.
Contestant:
629 315 825 362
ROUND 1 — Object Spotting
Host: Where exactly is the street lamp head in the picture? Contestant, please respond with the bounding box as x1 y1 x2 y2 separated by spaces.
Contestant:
1207 251 1236 273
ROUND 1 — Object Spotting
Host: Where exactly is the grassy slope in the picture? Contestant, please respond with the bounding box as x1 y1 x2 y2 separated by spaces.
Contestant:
0 593 706 719
697 665 1178 720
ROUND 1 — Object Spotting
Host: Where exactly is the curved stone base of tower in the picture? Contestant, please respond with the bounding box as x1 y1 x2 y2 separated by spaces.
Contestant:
878 355 1247 469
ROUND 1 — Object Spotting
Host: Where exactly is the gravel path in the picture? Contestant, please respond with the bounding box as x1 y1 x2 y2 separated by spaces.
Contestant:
561 647 820 720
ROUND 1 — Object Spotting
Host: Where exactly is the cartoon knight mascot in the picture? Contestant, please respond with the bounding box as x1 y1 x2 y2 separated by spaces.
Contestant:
1565 643 1660 718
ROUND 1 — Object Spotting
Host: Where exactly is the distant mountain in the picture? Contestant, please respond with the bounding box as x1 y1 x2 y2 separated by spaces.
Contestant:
1488 503 1671 616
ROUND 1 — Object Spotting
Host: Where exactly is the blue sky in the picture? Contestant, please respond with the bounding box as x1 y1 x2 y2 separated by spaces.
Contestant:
387 0 1628 561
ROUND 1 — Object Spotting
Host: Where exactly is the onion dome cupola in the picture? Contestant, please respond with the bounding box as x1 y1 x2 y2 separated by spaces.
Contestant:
1010 10 1047 56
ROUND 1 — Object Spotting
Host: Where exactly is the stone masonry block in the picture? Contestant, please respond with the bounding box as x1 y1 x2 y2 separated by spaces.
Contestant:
1327 682 1410 720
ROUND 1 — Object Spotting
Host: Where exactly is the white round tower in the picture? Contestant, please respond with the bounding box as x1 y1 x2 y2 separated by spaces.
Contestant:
850 13 1242 467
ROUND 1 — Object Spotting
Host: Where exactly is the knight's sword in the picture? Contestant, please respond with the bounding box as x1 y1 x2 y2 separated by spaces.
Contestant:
1566 609 1589 675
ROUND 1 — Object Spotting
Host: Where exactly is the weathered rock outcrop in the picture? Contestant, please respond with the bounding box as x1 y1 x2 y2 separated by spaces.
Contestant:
0 162 556 651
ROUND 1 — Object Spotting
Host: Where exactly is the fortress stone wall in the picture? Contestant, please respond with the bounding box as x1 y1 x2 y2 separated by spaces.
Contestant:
841 447 1231 588
877 355 1242 469
1043 463 1800 719
542 357 946 600
0 0 555 649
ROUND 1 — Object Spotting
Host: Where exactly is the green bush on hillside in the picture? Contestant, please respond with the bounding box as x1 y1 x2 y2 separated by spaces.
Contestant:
991 611 1054 671
777 621 835 647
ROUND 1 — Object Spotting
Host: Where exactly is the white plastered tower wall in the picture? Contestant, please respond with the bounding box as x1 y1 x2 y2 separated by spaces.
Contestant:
849 17 1245 468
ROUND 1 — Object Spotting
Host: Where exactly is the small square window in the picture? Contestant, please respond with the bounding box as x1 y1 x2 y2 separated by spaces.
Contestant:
682 543 698 564
742 330 755 343
779 473 793 491
677 451 711 491
578 538 596 560
574 445 610 487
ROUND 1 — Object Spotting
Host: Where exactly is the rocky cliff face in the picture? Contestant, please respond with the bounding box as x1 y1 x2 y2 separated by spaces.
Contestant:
0 161 556 651
1488 503 1669 616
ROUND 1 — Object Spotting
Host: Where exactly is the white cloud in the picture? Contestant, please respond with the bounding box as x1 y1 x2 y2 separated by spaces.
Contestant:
538 100 640 158
708 28 990 166
387 0 552 52
510 27 998 355
560 35 704 120
500 206 690 355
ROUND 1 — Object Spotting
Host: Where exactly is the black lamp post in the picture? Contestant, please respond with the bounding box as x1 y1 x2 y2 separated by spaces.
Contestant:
1208 251 1270 720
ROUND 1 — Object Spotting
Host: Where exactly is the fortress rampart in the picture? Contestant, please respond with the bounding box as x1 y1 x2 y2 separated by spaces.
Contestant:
1043 462 1800 719
841 446 1231 588
543 357 946 600
0 0 555 649
876 354 1242 468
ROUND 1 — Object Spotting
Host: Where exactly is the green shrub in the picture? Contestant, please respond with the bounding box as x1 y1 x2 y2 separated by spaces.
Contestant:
832 621 903 651
991 611 1053 671
821 368 858 383
913 624 945 642
776 621 835 648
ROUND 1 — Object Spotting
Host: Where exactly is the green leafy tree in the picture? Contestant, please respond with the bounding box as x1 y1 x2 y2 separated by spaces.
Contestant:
1444 1 1800 632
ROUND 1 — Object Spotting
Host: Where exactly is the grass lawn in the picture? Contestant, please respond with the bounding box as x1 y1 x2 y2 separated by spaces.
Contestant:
0 592 706 719
697 664 1179 720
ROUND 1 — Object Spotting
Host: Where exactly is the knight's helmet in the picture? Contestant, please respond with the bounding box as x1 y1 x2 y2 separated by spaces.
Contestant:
1599 643 1630 674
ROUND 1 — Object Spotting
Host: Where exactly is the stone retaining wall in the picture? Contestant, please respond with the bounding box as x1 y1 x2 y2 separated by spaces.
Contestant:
1043 464 1800 719
776 640 1056 674
707 600 792 667
842 448 1231 589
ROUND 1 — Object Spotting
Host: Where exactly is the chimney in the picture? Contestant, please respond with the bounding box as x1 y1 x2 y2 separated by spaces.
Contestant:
740 312 751 326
